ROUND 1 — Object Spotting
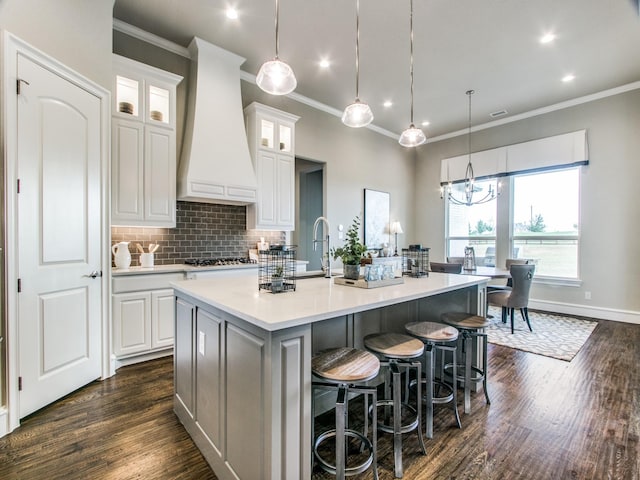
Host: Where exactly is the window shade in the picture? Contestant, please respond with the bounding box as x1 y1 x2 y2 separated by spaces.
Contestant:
440 129 588 185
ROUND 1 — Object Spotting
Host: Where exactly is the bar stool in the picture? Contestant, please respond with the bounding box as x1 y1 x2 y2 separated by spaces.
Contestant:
404 321 462 439
312 347 380 480
441 312 491 414
364 333 426 478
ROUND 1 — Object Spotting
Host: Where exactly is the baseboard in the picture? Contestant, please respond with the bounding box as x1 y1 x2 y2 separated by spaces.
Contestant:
528 299 640 324
114 348 173 371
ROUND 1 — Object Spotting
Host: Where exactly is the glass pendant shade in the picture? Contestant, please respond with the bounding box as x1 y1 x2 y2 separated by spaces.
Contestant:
399 124 426 147
398 0 425 148
342 100 374 128
256 58 297 95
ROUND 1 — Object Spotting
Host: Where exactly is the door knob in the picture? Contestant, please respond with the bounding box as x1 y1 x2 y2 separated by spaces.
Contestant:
85 270 102 279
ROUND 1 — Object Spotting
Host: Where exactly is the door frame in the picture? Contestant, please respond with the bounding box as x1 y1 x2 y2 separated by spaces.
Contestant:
1 32 112 435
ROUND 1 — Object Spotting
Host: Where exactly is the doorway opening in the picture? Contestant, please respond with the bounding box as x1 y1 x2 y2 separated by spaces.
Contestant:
294 158 325 272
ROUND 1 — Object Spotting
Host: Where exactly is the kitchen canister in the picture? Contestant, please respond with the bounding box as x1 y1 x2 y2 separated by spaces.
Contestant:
140 253 154 268
112 241 131 269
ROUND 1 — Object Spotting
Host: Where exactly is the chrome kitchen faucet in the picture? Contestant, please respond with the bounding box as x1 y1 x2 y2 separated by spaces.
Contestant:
313 216 331 278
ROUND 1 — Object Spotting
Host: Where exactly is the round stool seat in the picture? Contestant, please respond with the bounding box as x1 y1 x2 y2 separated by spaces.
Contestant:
405 321 459 343
441 312 490 330
312 347 380 383
364 332 424 359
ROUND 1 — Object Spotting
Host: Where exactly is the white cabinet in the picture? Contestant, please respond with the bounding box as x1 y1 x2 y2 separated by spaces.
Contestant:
112 272 184 366
113 291 151 356
111 54 182 227
113 288 175 357
244 102 299 231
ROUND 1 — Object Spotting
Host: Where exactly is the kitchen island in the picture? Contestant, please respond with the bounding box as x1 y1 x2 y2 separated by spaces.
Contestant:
171 271 489 480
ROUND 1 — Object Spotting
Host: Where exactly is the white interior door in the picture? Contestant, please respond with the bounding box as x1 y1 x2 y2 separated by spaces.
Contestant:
16 53 102 418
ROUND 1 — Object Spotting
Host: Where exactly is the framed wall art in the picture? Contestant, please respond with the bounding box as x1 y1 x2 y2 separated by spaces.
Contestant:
363 188 390 250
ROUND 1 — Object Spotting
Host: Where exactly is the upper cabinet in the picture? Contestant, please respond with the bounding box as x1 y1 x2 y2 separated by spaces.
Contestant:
111 54 183 227
244 102 300 231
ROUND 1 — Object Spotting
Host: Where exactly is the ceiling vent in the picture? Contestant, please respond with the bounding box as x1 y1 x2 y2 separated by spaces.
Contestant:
489 109 508 118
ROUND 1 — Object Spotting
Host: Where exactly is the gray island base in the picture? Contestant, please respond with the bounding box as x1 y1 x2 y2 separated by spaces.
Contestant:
172 272 488 480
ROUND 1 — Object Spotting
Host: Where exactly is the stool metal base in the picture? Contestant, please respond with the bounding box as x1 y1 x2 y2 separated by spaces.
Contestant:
371 355 426 478
312 382 378 480
314 429 374 477
374 400 420 435
447 331 490 413
412 343 462 439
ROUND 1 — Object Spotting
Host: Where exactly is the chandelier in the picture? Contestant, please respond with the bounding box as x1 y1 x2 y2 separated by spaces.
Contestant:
442 90 499 206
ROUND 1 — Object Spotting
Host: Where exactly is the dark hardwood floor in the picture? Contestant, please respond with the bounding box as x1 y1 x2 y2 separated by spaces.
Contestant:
1 318 638 479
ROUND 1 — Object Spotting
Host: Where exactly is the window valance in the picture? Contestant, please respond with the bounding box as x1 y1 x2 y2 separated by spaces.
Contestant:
440 129 588 185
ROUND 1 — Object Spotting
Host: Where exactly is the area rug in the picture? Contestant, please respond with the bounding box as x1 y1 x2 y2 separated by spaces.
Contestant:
485 307 598 361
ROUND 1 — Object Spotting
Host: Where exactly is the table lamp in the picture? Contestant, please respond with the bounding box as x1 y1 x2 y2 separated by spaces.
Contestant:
390 221 403 256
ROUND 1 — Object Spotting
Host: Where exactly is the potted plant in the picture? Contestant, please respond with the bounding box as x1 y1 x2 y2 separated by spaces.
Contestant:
271 265 284 293
331 216 367 280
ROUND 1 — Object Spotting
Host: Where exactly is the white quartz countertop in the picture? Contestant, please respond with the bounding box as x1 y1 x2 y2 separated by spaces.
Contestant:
171 272 489 332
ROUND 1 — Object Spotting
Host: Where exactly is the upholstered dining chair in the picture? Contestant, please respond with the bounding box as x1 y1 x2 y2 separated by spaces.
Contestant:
430 262 463 274
487 264 535 334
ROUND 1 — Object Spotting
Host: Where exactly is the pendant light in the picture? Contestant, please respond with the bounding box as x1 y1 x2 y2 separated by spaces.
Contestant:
398 0 426 147
256 0 297 95
342 0 374 128
442 90 499 206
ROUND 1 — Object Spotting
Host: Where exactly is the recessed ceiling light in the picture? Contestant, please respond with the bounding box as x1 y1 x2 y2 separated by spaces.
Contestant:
540 33 556 44
421 121 430 127
226 8 238 20
319 59 330 68
562 74 576 83
383 100 393 108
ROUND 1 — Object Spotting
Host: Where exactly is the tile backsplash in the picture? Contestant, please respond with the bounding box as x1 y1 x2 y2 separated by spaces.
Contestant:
111 201 285 266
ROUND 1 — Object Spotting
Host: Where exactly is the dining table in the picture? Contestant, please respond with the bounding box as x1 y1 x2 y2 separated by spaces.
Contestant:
466 266 511 279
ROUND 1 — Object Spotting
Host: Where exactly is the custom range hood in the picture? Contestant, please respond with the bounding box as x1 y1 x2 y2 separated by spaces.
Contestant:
178 37 257 205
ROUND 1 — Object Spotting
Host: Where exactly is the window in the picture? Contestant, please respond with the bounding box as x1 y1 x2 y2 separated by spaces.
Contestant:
512 169 579 278
445 179 498 266
445 168 581 279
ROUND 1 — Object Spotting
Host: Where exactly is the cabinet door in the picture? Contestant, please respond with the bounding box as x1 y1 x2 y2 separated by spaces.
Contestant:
256 151 277 226
175 297 195 416
196 308 224 451
144 125 176 226
276 155 294 228
112 118 144 223
152 289 175 349
113 292 151 356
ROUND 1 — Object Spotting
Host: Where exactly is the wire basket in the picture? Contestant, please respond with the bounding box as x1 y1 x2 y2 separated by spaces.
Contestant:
258 245 297 293
402 245 430 278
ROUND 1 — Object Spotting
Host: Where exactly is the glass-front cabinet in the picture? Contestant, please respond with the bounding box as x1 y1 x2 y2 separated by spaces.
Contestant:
112 55 182 227
245 102 299 230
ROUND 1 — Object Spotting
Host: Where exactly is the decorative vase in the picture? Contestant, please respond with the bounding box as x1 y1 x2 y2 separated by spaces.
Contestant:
112 241 131 269
343 264 360 280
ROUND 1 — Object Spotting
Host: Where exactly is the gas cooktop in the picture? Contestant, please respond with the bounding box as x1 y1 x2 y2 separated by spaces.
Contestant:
184 257 257 267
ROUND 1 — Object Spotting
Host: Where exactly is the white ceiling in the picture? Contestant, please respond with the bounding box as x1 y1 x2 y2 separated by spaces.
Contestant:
113 0 640 139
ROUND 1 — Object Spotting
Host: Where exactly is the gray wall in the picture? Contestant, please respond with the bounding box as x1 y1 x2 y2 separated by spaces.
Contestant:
0 0 114 89
415 89 640 315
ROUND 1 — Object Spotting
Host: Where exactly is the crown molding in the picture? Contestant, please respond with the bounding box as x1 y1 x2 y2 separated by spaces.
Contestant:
113 19 190 58
427 81 640 143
